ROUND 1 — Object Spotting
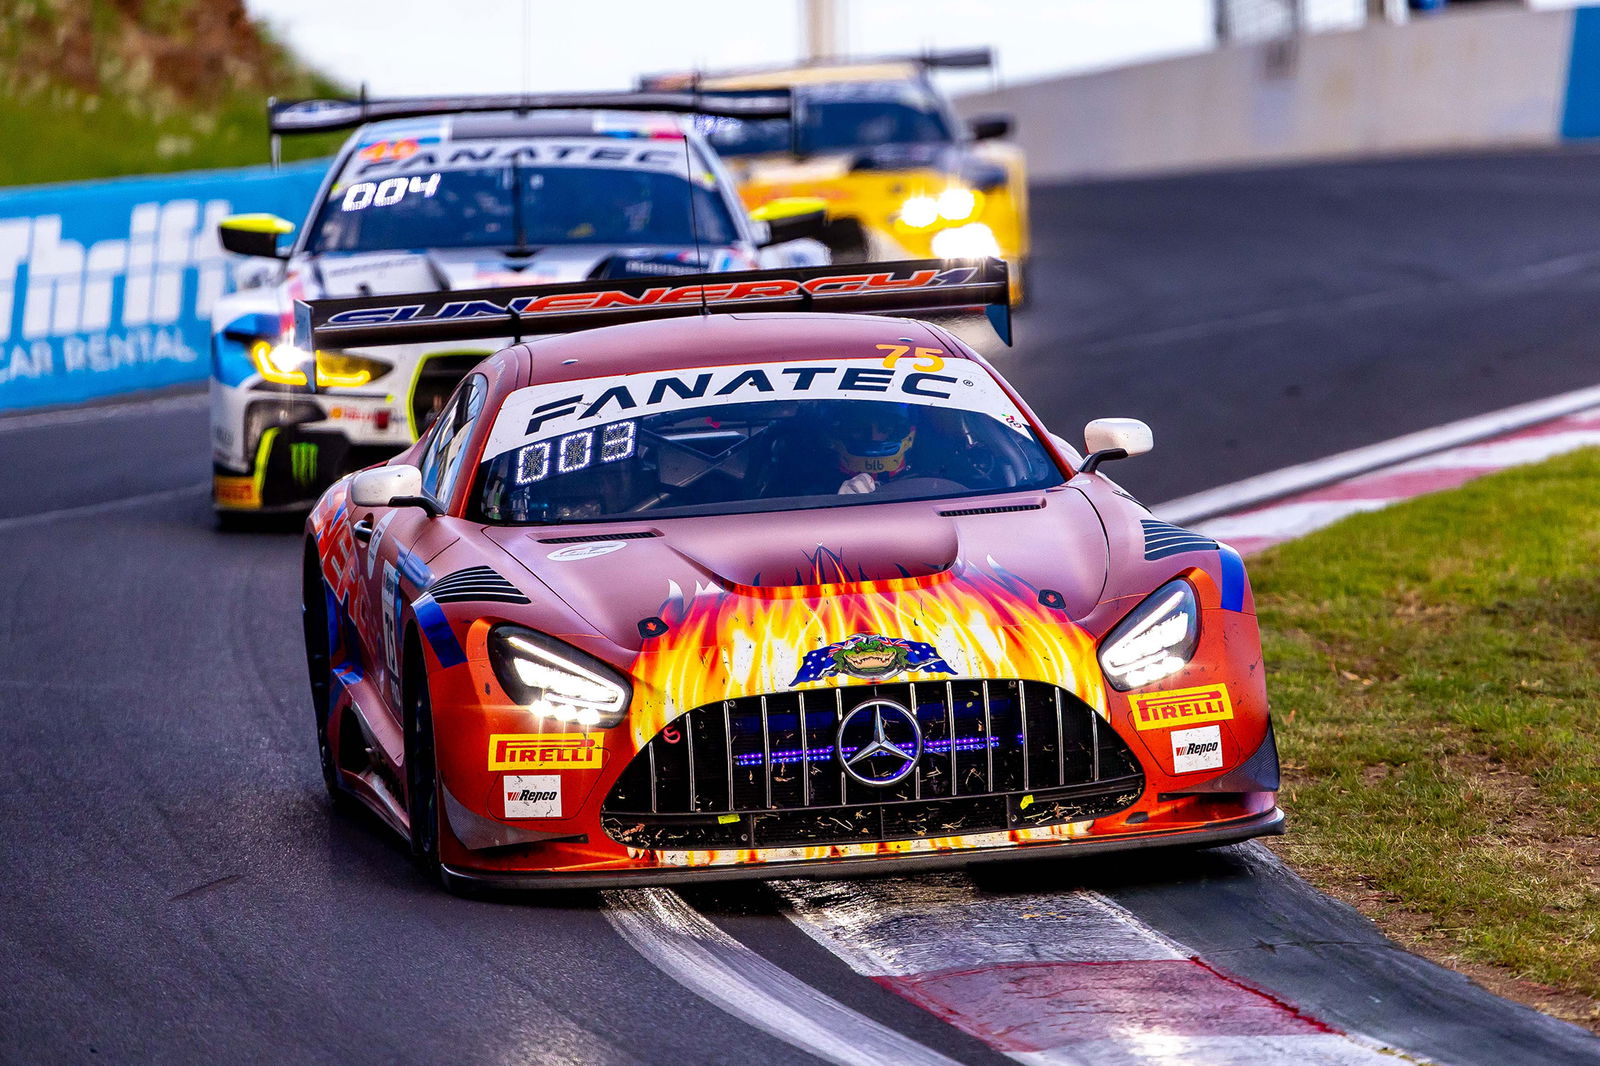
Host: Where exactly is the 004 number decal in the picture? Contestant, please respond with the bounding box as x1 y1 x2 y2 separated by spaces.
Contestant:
341 173 441 213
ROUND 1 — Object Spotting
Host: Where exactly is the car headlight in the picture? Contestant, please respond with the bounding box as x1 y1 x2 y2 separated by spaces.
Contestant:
249 340 313 385
930 222 1001 259
1098 580 1200 691
488 625 631 727
314 350 391 388
936 186 978 221
248 342 390 388
899 195 939 228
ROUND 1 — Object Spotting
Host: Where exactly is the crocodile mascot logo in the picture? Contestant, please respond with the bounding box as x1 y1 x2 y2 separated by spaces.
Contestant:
791 633 956 685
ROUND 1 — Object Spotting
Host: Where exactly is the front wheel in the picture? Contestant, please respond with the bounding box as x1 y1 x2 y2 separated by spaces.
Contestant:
302 549 343 805
404 649 444 884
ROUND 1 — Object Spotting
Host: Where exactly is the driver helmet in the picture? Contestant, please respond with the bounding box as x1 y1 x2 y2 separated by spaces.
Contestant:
826 403 917 478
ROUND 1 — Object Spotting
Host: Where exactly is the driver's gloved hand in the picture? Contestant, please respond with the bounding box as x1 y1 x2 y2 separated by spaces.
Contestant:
837 472 878 494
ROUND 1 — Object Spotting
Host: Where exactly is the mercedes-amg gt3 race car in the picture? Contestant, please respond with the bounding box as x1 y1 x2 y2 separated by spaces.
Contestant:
644 52 1029 300
210 91 829 519
298 259 1281 891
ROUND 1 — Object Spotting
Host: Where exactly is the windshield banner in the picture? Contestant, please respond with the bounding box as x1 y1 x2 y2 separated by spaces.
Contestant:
482 357 1033 460
0 161 323 411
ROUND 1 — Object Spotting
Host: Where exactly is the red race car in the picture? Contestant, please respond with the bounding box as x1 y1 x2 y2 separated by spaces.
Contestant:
298 260 1281 890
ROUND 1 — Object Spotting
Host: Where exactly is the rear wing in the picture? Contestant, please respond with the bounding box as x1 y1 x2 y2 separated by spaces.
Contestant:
639 49 994 90
268 89 793 136
294 258 1012 353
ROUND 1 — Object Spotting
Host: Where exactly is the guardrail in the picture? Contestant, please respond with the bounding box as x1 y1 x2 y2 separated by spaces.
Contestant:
0 161 324 412
956 5 1579 182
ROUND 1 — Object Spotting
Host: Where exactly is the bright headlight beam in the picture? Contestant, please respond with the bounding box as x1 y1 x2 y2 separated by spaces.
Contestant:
505 635 626 713
937 187 977 220
931 223 1001 259
1098 581 1200 691
899 196 939 228
250 341 313 385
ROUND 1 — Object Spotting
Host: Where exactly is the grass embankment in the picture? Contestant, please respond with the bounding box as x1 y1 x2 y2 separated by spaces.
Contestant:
0 0 342 186
1255 446 1600 1026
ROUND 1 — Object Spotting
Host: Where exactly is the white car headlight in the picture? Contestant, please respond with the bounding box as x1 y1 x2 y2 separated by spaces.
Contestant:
936 187 977 221
899 195 939 228
930 222 1001 259
1098 580 1200 691
488 625 631 727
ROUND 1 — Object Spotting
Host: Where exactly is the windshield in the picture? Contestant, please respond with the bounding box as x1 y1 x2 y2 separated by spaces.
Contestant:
473 358 1063 524
307 164 739 254
703 84 953 157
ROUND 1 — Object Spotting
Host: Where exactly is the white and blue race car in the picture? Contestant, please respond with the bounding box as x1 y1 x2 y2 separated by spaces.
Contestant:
210 92 828 517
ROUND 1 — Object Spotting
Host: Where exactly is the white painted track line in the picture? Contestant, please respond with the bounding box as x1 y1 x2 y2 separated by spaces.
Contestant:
602 888 967 1066
773 877 1410 1066
1012 1034 1413 1066
1154 382 1600 524
772 874 1184 975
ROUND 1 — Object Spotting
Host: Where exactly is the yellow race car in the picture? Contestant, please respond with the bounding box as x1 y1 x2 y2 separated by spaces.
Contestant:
644 51 1029 303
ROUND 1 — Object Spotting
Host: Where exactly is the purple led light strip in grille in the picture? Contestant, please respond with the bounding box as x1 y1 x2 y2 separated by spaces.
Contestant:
732 734 1002 768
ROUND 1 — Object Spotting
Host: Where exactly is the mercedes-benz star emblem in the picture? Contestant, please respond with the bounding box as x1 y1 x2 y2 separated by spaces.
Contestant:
837 699 922 787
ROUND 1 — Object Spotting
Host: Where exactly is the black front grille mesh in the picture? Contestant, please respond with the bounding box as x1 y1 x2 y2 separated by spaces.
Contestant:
602 679 1143 851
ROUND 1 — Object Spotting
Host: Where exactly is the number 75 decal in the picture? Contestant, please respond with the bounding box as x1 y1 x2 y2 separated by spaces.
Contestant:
877 344 946 371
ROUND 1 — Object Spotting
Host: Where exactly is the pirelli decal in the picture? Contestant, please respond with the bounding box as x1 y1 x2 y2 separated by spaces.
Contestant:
488 733 603 771
1128 684 1234 731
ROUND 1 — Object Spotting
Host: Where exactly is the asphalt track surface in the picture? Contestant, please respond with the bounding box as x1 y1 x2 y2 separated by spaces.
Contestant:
7 149 1600 1064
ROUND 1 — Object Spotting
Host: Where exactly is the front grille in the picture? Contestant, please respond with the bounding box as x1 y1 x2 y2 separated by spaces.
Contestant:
409 353 488 435
602 679 1144 851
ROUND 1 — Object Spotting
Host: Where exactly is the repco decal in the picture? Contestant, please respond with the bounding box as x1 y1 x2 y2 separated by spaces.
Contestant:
1129 684 1234 731
323 267 975 328
488 733 602 771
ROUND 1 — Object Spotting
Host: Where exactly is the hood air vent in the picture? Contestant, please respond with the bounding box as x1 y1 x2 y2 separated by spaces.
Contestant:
425 566 530 605
938 503 1044 518
1141 519 1218 561
538 531 660 544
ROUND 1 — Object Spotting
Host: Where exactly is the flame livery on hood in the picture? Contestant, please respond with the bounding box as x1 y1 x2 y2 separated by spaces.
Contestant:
625 557 1108 752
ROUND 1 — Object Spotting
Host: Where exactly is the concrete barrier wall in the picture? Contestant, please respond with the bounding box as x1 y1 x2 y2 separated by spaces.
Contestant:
0 162 323 412
958 6 1577 182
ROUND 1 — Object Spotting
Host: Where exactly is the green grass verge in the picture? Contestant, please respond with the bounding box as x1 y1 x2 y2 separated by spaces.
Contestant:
1254 446 1600 1011
0 0 345 186
0 90 342 186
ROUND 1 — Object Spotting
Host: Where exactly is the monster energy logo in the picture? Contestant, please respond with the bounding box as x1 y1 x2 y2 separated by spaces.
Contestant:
290 442 318 486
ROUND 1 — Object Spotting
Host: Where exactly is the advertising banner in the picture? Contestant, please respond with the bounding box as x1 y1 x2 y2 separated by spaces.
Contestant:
0 161 324 411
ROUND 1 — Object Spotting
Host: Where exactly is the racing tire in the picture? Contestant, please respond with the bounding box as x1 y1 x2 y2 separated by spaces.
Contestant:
216 510 268 533
403 640 445 886
301 548 346 807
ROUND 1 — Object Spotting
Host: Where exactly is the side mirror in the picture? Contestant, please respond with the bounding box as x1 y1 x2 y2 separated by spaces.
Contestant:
969 114 1013 141
1079 418 1152 475
350 464 438 514
218 214 294 259
750 197 829 246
